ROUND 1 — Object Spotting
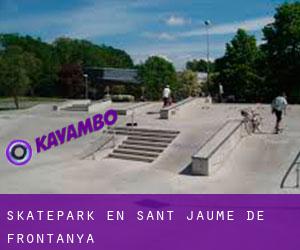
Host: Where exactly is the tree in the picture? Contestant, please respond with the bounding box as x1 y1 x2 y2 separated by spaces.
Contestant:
215 29 263 102
0 46 30 108
0 34 135 99
138 56 177 100
177 70 200 98
53 37 134 68
0 34 59 97
186 59 215 72
262 2 300 103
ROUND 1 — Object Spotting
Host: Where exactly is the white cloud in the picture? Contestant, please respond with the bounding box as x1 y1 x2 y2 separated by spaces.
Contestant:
142 16 274 44
165 15 190 26
143 32 175 40
181 16 274 37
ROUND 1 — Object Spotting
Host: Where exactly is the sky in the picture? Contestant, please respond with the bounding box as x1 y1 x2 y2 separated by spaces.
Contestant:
0 0 292 69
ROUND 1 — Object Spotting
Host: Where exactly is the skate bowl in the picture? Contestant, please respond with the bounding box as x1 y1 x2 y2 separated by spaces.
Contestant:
192 120 244 176
160 97 209 119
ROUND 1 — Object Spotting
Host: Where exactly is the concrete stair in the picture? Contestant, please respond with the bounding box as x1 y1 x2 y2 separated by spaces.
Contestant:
113 149 159 158
108 130 176 139
118 144 164 153
127 136 173 143
108 127 179 163
123 140 169 148
111 127 180 135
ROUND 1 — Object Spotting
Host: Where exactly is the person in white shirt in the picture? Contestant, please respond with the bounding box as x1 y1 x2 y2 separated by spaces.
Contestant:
271 93 288 134
162 85 171 107
219 83 224 103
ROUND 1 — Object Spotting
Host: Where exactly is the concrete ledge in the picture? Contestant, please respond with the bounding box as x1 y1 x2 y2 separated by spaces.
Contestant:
88 99 112 113
53 99 91 111
160 97 205 119
115 102 150 116
192 120 243 176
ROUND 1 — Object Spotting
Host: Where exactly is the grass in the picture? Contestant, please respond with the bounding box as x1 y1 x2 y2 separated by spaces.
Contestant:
0 96 66 111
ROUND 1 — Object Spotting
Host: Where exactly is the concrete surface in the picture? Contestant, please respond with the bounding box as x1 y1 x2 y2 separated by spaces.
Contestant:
0 99 300 194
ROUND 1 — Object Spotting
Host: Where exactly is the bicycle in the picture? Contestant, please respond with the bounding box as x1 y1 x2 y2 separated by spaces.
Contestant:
241 109 262 135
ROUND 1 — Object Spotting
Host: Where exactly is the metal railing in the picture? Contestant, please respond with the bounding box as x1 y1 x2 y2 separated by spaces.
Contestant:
280 151 300 189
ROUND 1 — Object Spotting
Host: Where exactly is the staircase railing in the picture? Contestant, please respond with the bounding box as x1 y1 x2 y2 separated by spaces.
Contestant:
280 151 300 188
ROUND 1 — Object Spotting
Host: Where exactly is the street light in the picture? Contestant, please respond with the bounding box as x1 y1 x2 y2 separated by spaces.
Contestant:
204 20 211 93
83 74 88 99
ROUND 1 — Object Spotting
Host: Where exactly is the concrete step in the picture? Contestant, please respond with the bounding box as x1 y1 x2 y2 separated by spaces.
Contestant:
112 127 180 135
113 148 159 158
108 153 155 163
119 144 165 153
127 136 173 143
107 130 177 139
123 140 169 148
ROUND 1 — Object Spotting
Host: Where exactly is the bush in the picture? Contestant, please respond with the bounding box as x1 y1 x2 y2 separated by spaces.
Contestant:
111 94 135 102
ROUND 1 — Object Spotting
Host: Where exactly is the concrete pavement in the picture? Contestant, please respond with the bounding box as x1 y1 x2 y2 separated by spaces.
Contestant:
0 99 299 194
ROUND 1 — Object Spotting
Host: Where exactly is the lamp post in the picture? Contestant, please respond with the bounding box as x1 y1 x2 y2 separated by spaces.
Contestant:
204 20 211 93
83 74 88 99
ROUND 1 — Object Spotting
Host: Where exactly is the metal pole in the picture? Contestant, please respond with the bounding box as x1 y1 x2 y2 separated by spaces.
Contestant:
296 165 299 188
83 74 88 99
205 20 211 93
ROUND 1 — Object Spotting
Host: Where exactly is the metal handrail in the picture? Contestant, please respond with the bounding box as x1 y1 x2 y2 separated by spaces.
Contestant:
280 151 300 188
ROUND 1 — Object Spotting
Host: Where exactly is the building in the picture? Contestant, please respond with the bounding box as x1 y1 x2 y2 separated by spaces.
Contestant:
84 67 140 85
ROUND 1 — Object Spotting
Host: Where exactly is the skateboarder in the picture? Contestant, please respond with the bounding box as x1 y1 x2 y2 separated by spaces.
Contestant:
162 85 171 107
271 93 288 134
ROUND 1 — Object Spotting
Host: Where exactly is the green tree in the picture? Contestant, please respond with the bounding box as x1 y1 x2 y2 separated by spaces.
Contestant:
186 59 215 72
0 34 135 99
262 2 300 102
138 56 177 100
0 34 59 97
0 46 30 109
53 37 134 68
177 70 200 98
215 29 263 102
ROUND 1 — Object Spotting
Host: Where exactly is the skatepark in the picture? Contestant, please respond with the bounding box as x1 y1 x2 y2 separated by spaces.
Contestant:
0 98 300 194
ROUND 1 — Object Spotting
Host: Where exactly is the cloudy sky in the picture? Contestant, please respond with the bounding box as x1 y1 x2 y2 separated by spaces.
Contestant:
0 0 290 69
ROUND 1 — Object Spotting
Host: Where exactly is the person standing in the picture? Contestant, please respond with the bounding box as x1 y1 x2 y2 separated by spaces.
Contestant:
162 85 171 107
271 93 288 134
218 83 224 103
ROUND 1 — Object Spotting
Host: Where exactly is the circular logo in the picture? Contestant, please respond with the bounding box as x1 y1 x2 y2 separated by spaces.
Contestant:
6 140 32 166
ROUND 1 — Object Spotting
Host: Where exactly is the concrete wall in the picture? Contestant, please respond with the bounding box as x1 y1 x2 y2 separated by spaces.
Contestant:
192 120 244 176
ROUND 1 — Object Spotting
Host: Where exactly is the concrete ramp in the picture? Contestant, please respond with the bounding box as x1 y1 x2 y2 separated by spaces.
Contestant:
192 120 244 175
